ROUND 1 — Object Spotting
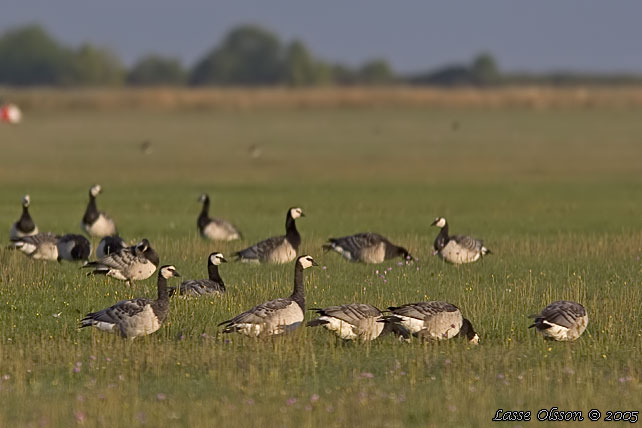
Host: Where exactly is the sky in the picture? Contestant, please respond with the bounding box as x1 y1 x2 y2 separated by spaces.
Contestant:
2 1 641 73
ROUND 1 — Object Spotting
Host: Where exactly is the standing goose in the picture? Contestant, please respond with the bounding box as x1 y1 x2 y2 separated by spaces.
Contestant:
95 235 127 259
323 233 412 264
56 234 91 263
529 301 588 341
10 195 38 240
307 303 389 341
169 252 227 297
84 238 159 285
9 232 60 261
382 301 479 344
234 207 304 264
219 255 317 336
431 217 491 265
81 185 117 238
197 193 242 241
80 265 180 339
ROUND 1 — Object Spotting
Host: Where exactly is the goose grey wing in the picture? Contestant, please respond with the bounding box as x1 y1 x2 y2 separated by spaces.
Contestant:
12 232 59 245
329 233 383 254
535 301 586 328
88 247 138 269
389 301 459 320
83 298 150 324
220 298 293 326
179 279 224 296
236 235 285 260
451 235 483 252
319 303 382 324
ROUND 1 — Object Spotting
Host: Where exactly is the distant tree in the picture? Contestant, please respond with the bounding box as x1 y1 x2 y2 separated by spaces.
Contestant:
190 25 284 85
72 44 124 85
330 64 359 85
0 25 75 85
282 40 331 86
470 53 500 86
127 55 185 86
358 59 395 85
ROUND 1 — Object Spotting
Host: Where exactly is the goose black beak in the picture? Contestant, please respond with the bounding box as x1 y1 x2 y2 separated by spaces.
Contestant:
174 271 182 277
312 260 319 266
430 219 438 226
300 213 306 217
220 257 228 263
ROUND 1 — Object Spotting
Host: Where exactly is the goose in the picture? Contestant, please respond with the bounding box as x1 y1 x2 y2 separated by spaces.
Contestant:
81 185 117 238
9 232 59 261
56 234 91 263
84 238 159 285
323 233 412 264
80 265 180 339
382 301 479 344
169 252 227 297
234 207 304 264
431 217 491 265
219 255 317 336
197 193 242 241
529 300 588 341
306 303 390 341
96 235 127 259
10 195 38 240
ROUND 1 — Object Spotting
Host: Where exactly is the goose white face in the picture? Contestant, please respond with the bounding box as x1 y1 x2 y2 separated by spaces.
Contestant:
22 194 30 207
209 252 226 265
198 193 208 203
90 185 102 197
433 217 447 228
290 207 304 219
160 265 180 278
136 239 149 252
298 255 317 269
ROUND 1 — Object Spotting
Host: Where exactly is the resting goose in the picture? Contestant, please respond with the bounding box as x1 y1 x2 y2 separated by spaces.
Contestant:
234 207 304 264
84 238 159 285
80 265 180 339
219 255 317 336
197 193 242 241
95 235 127 259
323 233 412 264
169 252 227 297
10 195 38 240
9 232 59 261
81 185 117 238
431 217 491 265
383 301 479 344
307 303 390 341
529 301 588 341
56 234 91 263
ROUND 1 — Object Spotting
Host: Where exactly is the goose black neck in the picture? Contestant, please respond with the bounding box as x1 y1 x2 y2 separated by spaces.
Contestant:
290 263 305 311
197 197 210 229
434 224 449 251
83 194 98 224
18 206 35 231
207 262 224 287
145 248 160 267
157 274 169 302
285 213 301 250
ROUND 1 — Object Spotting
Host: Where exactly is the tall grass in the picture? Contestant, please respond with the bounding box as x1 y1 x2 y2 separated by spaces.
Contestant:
0 105 640 427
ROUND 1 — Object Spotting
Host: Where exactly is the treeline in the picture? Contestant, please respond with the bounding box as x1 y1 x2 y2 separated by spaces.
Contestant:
2 24 642 87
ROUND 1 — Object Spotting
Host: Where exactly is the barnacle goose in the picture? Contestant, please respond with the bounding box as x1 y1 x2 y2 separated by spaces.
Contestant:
307 303 390 341
323 233 412 264
219 255 317 336
81 185 117 238
234 207 304 264
9 232 60 261
529 301 588 341
382 301 479 344
84 238 159 285
169 252 227 297
56 234 91 263
197 193 242 241
10 195 38 240
80 265 180 339
431 217 491 265
96 235 127 259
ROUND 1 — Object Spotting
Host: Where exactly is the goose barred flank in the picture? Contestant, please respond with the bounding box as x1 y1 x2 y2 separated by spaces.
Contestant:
431 217 491 265
323 232 412 264
529 301 588 341
197 193 242 241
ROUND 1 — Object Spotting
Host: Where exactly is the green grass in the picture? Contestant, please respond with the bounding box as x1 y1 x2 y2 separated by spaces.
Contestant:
0 105 641 427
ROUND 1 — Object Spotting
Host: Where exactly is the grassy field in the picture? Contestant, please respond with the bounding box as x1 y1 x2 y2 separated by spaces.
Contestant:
0 101 641 427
